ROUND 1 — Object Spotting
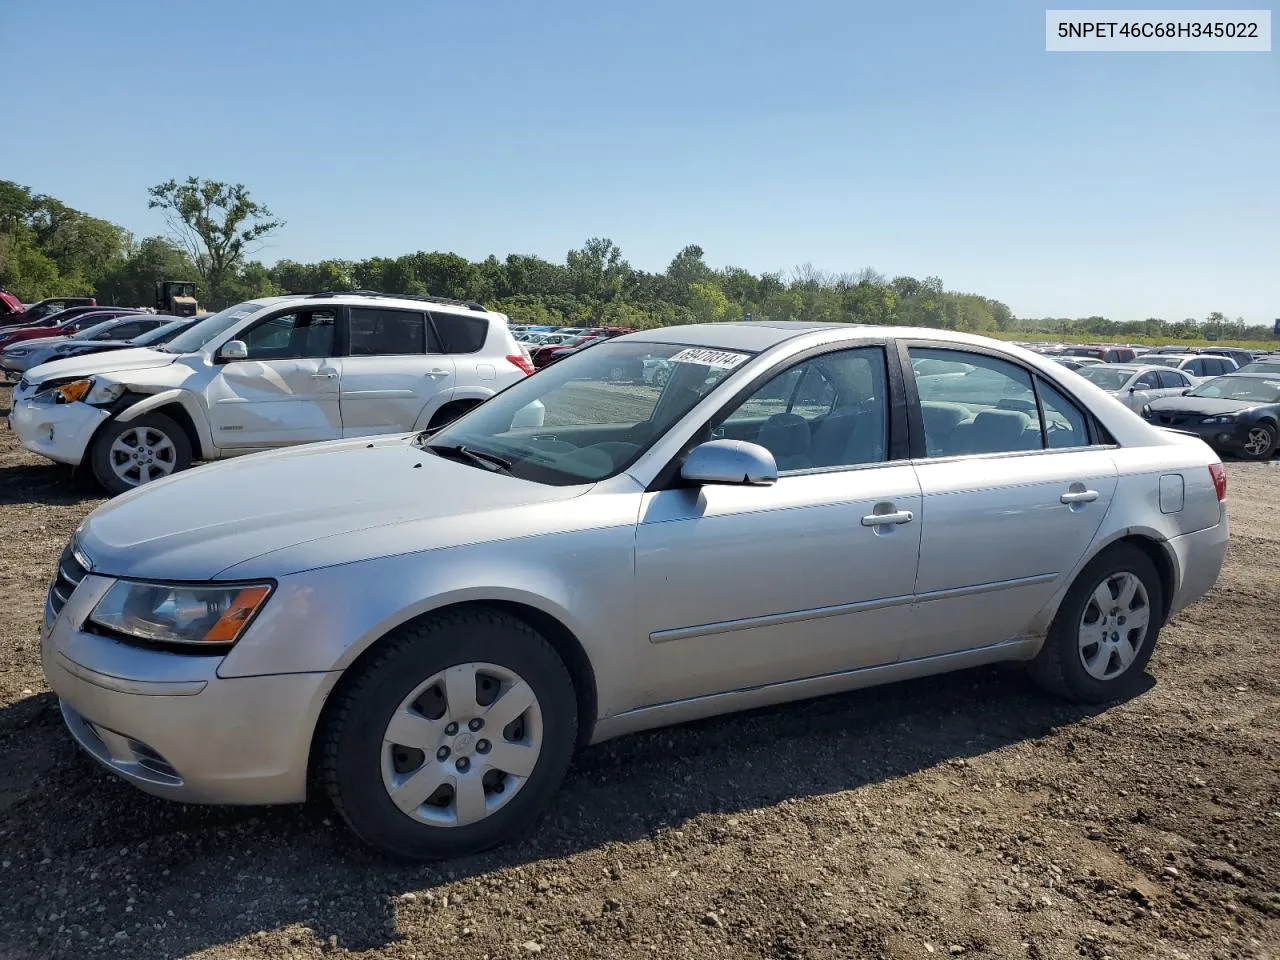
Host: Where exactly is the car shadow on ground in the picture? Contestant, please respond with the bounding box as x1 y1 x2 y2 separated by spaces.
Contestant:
0 667 1154 958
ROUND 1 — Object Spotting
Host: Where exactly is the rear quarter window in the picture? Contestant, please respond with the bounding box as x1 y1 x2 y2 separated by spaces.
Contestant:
430 311 490 354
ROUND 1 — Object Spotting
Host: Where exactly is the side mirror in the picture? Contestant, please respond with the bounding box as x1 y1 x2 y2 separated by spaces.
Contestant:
218 339 248 361
1128 386 1136 393
681 439 778 486
1181 388 1191 395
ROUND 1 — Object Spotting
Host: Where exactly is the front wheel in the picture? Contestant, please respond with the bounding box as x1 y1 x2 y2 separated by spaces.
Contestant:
1239 423 1276 461
89 413 193 496
1027 543 1164 704
323 609 578 860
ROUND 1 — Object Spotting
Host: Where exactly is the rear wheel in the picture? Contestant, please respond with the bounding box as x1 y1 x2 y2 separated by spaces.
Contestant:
1239 422 1276 460
89 413 192 496
1028 543 1164 703
323 609 577 860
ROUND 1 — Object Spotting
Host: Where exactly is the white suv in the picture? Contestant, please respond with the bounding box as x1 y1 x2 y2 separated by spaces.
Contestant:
9 291 532 494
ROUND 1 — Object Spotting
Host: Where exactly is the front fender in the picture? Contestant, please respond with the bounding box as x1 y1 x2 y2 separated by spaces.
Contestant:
114 389 216 458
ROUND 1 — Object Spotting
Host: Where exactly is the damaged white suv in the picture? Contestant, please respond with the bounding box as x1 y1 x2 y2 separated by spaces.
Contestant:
9 291 532 494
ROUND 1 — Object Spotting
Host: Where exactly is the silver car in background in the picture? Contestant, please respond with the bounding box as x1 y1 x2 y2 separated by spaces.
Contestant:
41 322 1228 859
1072 362 1198 411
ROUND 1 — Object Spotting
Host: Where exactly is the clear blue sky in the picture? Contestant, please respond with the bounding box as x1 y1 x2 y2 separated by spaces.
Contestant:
4 0 1277 323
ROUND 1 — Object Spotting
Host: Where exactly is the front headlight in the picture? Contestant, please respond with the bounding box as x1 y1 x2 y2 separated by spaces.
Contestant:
1140 405 1153 418
89 580 274 647
7 348 29 357
47 377 125 405
1200 414 1240 424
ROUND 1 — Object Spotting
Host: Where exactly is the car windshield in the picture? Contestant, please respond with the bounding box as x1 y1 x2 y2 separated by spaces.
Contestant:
1143 356 1183 367
1076 366 1134 390
1188 376 1280 403
422 340 755 485
1237 362 1280 374
159 302 265 353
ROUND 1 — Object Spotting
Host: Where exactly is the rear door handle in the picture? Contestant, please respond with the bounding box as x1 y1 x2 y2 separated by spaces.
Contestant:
861 510 914 527
1060 489 1099 504
310 371 338 379
425 368 451 378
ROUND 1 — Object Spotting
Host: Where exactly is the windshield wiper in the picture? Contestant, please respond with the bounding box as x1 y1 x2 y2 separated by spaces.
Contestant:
425 443 513 473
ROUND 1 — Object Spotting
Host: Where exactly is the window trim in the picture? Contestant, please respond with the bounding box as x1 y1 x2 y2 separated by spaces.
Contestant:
896 339 1113 462
344 305 439 358
648 339 907 491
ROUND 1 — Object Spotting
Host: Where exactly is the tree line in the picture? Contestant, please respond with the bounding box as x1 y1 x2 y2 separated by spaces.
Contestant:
0 177 1269 341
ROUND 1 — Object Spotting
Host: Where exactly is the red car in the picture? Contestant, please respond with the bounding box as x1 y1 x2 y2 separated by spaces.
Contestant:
0 309 142 350
530 334 602 369
0 295 97 327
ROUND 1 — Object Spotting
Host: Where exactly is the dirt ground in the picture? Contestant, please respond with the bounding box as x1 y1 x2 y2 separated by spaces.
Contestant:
0 408 1277 960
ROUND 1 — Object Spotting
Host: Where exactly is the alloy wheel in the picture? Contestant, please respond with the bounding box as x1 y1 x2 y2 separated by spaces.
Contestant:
1243 426 1273 457
381 662 543 827
108 426 178 486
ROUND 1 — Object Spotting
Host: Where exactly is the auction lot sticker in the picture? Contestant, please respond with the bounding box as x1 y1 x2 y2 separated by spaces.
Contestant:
1046 9 1271 50
668 348 751 369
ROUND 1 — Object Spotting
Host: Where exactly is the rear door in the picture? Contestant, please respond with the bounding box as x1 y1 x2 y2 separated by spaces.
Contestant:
205 306 342 447
337 306 455 437
1156 369 1193 398
903 343 1119 660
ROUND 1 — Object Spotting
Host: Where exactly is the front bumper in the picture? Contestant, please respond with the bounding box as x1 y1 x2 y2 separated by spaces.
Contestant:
8 396 109 465
41 573 338 805
1146 418 1256 455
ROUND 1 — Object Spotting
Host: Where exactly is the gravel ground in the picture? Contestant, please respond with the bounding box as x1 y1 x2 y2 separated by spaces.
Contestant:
0 407 1277 960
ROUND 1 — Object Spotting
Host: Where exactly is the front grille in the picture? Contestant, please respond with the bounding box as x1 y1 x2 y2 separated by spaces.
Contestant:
1156 414 1196 427
47 542 88 620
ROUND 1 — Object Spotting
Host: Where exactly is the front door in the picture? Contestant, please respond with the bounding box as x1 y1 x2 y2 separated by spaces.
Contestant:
904 345 1119 660
633 346 922 706
205 307 342 448
338 306 456 437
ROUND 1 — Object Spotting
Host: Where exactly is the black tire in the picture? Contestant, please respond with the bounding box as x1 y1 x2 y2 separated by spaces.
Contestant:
323 608 577 860
1237 421 1277 461
89 412 193 496
1027 543 1164 704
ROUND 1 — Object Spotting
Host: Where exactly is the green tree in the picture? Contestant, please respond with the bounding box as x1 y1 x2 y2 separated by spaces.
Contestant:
96 236 201 306
148 177 284 307
687 282 732 323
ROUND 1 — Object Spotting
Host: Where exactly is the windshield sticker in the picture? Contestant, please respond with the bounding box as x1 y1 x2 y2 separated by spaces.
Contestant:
667 348 750 369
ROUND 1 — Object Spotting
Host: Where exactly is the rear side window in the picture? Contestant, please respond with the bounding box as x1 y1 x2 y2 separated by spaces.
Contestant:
430 311 489 354
348 308 428 356
1156 371 1186 389
909 347 1091 456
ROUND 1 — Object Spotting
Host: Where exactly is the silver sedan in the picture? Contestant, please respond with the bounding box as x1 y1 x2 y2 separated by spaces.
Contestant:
41 323 1228 859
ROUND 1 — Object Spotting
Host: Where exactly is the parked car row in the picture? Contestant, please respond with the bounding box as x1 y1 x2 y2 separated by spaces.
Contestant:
7 291 531 493
35 321 1229 860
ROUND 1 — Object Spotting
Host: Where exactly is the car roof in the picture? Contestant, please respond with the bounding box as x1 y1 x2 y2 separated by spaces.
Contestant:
624 321 874 351
257 291 495 318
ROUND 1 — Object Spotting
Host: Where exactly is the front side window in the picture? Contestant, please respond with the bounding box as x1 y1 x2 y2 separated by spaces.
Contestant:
1133 372 1160 390
1156 370 1187 389
349 308 428 356
424 341 753 484
716 347 887 470
241 309 336 360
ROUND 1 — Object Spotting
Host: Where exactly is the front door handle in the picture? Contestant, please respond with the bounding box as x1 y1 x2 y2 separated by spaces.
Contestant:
1060 489 1099 504
861 510 914 527
310 371 338 379
425 368 451 378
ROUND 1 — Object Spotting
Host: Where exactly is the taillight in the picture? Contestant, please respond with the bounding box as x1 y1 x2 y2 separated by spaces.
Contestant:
1208 462 1226 501
507 353 535 376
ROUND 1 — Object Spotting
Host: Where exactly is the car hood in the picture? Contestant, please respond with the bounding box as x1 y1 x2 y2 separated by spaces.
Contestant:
22 347 176 385
6 336 69 352
1144 396 1259 416
76 434 592 580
